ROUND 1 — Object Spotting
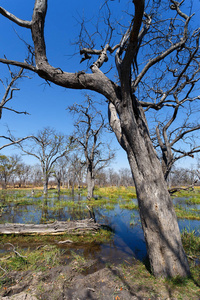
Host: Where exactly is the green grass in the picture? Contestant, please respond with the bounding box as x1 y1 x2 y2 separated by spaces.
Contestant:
0 229 113 289
93 186 137 199
182 229 200 257
117 257 200 299
175 189 200 205
181 228 200 285
2 186 200 221
172 187 200 201
0 245 60 275
119 201 138 210
185 196 200 205
175 205 200 220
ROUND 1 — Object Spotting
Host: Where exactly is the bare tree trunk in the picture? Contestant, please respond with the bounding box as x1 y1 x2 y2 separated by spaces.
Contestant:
86 169 95 199
118 102 190 277
71 181 75 194
161 148 174 181
57 178 61 194
2 180 6 190
43 174 49 195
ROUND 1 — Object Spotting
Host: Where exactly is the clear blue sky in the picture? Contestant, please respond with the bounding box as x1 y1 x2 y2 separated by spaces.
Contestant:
0 0 130 169
0 0 199 170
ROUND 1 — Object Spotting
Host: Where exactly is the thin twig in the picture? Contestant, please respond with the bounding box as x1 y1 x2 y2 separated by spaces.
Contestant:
0 265 7 273
4 243 27 259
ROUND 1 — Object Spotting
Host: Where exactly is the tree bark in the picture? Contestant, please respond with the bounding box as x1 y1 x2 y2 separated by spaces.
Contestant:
86 169 95 199
117 101 190 277
2 179 7 189
57 178 61 194
43 171 49 195
43 178 48 195
0 219 101 235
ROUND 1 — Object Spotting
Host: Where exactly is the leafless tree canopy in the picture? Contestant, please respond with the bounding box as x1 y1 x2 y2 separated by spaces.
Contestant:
18 127 71 194
0 0 198 277
68 95 115 198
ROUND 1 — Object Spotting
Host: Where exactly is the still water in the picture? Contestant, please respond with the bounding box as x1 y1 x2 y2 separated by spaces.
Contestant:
0 192 200 265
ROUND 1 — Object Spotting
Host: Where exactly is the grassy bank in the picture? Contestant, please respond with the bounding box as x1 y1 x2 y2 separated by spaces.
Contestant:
0 229 199 299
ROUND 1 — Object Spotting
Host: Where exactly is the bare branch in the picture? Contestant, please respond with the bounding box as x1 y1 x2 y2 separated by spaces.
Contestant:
0 67 31 119
1 107 30 116
134 2 192 87
0 136 34 150
0 6 32 28
0 58 37 72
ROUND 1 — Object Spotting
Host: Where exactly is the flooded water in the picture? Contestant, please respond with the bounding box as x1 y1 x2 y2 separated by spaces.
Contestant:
173 197 200 212
0 192 200 266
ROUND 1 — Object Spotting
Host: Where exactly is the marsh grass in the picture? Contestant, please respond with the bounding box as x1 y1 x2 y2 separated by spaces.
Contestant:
104 203 115 210
92 186 137 199
173 187 200 203
0 245 60 276
119 202 138 210
181 229 200 285
2 186 200 222
69 250 86 272
182 229 200 257
175 205 200 220
185 196 200 205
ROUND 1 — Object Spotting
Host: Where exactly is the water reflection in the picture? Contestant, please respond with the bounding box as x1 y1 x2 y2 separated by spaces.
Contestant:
173 197 200 211
0 193 200 264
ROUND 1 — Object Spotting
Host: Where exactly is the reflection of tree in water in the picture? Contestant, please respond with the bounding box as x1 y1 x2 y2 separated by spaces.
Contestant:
87 205 96 222
40 197 49 223
40 193 92 222
0 191 6 205
40 196 67 222
67 204 88 221
65 193 86 220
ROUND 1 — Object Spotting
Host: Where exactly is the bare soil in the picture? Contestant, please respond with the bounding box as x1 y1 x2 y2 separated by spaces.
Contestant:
1 258 200 300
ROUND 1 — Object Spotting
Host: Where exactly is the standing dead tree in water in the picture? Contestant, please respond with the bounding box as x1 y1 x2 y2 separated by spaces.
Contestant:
1 0 199 277
155 109 200 182
68 96 114 199
53 157 69 193
18 127 71 195
67 154 85 193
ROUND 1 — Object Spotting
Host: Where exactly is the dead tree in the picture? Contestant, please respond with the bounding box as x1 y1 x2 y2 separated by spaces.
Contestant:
53 157 69 193
18 127 71 195
143 17 200 181
0 219 101 235
68 96 115 199
0 0 197 277
155 111 200 181
68 154 86 193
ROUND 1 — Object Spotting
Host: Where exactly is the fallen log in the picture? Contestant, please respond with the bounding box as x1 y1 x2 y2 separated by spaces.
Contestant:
0 219 101 235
